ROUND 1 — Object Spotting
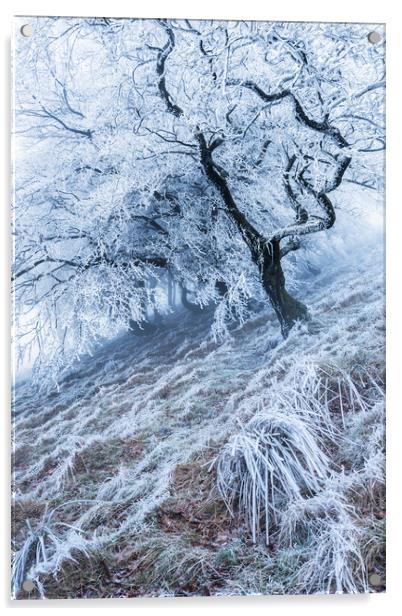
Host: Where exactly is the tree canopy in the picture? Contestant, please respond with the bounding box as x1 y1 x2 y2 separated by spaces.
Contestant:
12 18 385 383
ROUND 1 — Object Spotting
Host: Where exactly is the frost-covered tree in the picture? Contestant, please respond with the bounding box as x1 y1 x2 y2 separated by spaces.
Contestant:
12 18 385 380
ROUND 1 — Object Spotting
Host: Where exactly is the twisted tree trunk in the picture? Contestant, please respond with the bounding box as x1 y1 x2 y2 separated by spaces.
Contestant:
155 20 350 338
260 240 309 336
196 132 308 337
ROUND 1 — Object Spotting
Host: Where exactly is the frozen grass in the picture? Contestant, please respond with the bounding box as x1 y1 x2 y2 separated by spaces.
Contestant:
11 501 92 598
278 493 367 593
215 359 384 593
217 412 330 544
11 251 385 597
132 531 218 595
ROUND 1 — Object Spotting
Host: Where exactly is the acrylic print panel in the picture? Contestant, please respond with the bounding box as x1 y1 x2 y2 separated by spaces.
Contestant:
11 16 385 599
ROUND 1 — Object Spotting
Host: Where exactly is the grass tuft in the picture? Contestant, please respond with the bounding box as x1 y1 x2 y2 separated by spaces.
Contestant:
217 411 329 544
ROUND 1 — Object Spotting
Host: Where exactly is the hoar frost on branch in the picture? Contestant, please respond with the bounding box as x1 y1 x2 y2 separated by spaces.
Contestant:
12 18 385 382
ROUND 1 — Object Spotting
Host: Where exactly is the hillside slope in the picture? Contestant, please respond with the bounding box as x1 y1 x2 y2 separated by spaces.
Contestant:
11 252 385 598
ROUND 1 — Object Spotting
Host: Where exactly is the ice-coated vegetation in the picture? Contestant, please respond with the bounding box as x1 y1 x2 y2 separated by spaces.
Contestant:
11 16 385 598
12 17 384 383
12 244 385 597
217 411 331 545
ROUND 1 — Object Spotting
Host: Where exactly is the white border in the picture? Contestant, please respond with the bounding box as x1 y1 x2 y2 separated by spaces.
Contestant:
1 1 400 614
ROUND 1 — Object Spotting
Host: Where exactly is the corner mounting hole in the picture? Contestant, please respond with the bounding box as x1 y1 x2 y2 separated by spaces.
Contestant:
368 31 381 44
20 24 33 38
369 573 384 586
22 579 35 592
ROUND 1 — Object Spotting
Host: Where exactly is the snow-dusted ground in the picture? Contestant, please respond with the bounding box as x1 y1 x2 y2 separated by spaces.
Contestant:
11 245 385 598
